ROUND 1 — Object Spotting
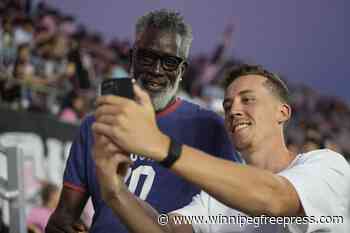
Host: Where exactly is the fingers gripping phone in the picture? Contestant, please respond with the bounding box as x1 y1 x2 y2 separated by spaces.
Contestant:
100 78 134 100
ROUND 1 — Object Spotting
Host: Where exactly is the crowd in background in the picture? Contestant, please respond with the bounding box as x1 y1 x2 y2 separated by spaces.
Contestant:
1 1 350 156
0 1 350 232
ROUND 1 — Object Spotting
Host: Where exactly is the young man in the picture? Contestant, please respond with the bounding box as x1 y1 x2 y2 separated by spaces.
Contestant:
46 9 239 233
93 64 350 232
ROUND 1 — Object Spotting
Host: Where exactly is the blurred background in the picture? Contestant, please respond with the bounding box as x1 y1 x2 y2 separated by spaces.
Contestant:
0 0 349 232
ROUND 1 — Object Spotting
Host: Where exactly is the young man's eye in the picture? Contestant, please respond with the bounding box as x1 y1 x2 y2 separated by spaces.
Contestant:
242 97 255 103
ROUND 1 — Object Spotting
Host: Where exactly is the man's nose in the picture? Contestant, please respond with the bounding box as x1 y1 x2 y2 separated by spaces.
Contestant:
229 101 243 118
153 59 163 74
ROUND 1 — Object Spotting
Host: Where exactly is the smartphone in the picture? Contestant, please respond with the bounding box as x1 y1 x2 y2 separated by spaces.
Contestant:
100 78 134 100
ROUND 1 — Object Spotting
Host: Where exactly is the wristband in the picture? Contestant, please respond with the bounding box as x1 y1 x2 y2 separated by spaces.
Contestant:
159 138 182 168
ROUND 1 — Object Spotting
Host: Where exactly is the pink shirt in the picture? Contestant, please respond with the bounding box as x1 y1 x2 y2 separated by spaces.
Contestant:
26 207 53 232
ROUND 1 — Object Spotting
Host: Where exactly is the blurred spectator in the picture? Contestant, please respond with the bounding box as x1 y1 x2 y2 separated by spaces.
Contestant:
58 15 77 36
1 18 14 48
106 55 129 79
322 135 343 154
302 137 323 153
26 183 60 233
59 91 87 124
14 17 34 46
66 43 91 90
0 18 17 67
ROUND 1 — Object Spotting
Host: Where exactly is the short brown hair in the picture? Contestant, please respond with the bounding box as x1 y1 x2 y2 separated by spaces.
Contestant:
222 64 290 104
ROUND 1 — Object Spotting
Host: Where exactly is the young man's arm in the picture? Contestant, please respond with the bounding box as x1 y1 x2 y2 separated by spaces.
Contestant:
161 144 301 217
104 184 193 233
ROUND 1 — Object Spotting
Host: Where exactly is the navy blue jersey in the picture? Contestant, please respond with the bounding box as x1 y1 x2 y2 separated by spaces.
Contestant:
63 98 240 233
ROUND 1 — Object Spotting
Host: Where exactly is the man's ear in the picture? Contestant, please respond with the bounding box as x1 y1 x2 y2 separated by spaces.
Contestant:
277 103 291 124
179 62 188 79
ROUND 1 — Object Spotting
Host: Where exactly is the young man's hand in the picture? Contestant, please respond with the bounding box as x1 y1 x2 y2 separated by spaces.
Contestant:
92 130 132 203
93 84 169 161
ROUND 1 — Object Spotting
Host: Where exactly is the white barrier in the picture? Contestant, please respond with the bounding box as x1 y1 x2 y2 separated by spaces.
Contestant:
0 146 27 233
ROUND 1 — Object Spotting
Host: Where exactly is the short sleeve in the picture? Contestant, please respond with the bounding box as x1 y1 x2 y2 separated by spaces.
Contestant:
172 192 249 233
278 150 350 233
63 116 94 194
171 191 211 233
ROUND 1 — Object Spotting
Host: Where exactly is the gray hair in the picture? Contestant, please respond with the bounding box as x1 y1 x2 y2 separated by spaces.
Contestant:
135 9 193 59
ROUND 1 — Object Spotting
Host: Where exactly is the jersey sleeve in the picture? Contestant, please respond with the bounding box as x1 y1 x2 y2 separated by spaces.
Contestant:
278 150 350 233
63 116 94 194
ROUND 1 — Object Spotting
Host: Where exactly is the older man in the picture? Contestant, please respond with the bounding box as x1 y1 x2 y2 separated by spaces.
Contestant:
46 9 239 233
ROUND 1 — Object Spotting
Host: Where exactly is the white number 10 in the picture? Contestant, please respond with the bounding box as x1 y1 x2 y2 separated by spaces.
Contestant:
125 165 155 200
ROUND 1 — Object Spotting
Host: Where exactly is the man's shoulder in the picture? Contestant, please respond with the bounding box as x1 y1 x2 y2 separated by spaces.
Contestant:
79 113 95 128
294 149 350 172
70 114 95 141
297 149 346 163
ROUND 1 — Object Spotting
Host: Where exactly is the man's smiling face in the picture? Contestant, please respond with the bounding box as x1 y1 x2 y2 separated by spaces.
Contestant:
131 27 186 111
223 74 287 152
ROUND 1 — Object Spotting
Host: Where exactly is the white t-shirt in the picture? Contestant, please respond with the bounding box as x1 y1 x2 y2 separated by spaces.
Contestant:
173 149 350 233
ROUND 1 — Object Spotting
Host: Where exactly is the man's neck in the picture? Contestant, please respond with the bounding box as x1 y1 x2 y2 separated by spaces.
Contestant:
241 138 296 173
155 97 177 113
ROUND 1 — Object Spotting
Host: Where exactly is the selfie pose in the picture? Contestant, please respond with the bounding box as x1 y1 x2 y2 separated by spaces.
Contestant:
92 64 350 233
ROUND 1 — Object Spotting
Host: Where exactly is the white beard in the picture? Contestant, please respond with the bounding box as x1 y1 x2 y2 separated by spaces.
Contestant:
135 72 182 111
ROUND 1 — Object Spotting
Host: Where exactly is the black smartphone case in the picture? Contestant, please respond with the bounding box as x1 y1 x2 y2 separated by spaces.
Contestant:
101 78 134 100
